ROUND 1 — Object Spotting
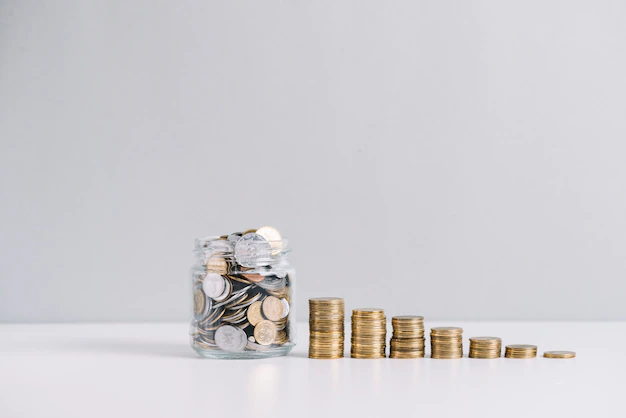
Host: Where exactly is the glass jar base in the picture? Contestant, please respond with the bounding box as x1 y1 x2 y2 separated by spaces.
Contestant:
191 343 295 359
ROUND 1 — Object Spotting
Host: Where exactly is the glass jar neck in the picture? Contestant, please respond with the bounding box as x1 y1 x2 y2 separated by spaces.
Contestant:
194 235 291 270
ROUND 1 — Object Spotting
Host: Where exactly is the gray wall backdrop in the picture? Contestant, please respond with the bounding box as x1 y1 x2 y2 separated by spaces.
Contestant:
2 0 625 322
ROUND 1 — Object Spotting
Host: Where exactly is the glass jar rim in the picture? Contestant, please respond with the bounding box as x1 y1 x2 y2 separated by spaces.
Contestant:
193 235 291 258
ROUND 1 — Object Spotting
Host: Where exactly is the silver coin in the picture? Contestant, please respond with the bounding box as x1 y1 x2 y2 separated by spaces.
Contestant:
229 292 263 310
227 233 243 245
213 284 250 308
222 309 247 323
202 273 226 299
201 239 233 260
256 276 286 291
280 298 290 318
246 341 273 352
215 325 247 352
234 233 272 268
212 277 232 302
228 315 249 324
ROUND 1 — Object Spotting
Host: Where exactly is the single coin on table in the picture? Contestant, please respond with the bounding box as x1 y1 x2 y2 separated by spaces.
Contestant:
543 350 576 359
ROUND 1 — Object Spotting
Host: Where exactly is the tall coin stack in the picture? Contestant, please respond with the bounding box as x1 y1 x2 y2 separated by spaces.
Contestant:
430 327 463 359
308 298 345 359
351 309 387 359
389 316 425 358
504 344 537 359
469 337 502 358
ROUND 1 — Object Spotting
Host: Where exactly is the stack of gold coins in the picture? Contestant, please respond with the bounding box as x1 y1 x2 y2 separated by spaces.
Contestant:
389 316 425 358
351 308 386 359
308 298 345 359
504 344 537 358
469 336 502 358
430 327 463 359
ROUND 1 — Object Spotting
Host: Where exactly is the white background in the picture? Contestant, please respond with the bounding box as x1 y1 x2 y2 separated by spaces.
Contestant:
2 0 626 322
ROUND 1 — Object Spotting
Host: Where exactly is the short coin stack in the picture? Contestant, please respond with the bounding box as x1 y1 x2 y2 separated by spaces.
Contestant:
505 344 537 358
308 298 345 359
430 327 463 359
351 309 387 359
543 350 575 359
469 337 502 358
389 316 425 358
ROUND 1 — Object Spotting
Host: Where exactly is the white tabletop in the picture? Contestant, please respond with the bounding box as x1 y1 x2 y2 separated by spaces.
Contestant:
0 321 622 417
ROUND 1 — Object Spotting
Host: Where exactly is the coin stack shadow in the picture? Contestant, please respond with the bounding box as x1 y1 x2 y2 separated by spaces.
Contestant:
430 327 463 359
504 344 537 358
389 316 425 358
468 337 502 358
308 298 345 359
351 309 387 359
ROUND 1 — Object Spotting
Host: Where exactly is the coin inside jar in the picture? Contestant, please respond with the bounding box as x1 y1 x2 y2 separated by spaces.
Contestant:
262 296 284 321
202 273 226 299
206 255 228 274
280 298 290 318
214 325 247 352
255 225 284 255
254 320 277 346
247 301 264 326
242 273 265 283
193 288 206 315
234 233 272 267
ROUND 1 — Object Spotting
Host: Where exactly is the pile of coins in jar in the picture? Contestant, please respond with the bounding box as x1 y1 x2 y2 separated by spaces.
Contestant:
308 299 575 360
191 226 293 356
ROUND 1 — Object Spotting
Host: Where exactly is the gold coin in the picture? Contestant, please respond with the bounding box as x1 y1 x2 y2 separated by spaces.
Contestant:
309 297 344 303
392 316 424 321
470 336 501 343
352 308 385 315
506 344 537 350
543 351 575 359
431 327 463 334
262 296 284 321
254 320 277 345
206 255 228 274
193 289 206 315
247 301 264 326
255 226 284 255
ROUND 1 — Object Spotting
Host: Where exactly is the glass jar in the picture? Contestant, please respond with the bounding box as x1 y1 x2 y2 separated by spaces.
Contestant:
190 227 296 359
